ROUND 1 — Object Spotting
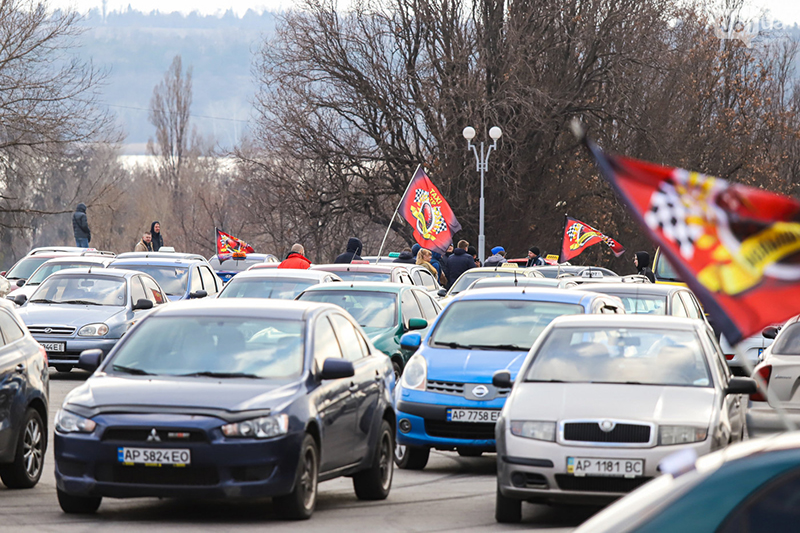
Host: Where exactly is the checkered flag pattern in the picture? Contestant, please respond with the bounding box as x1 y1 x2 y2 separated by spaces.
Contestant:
414 189 429 203
433 207 448 233
643 182 704 259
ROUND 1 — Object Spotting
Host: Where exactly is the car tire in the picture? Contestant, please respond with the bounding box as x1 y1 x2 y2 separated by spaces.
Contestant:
392 361 402 381
353 419 393 500
0 408 45 489
275 434 318 520
55 365 72 373
395 444 429 470
457 448 483 457
495 486 522 523
57 488 102 514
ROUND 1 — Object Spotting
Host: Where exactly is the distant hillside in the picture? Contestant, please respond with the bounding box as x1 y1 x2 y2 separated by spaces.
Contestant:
76 9 277 154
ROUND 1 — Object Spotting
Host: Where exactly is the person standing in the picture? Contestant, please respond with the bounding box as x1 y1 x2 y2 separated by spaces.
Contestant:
135 232 153 252
416 248 437 277
72 203 91 248
334 237 363 263
448 240 475 285
526 246 546 267
393 248 416 264
150 221 164 251
484 246 508 267
634 251 656 283
279 244 312 269
468 245 481 267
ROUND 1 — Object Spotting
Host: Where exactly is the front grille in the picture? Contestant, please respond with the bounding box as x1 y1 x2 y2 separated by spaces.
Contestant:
425 420 496 440
29 325 75 335
95 464 218 486
555 474 652 493
427 380 465 395
102 428 207 443
563 422 650 444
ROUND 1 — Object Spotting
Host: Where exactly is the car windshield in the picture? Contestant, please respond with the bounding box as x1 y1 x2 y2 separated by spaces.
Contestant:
526 327 711 387
6 256 51 280
30 275 126 306
597 293 667 315
430 299 584 350
115 265 188 295
770 323 800 355
655 253 681 282
109 316 304 379
219 278 316 300
330 271 392 283
298 290 397 328
449 271 524 295
27 262 100 285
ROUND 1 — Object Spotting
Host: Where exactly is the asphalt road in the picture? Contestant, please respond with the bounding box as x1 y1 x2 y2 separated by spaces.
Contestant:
0 371 601 532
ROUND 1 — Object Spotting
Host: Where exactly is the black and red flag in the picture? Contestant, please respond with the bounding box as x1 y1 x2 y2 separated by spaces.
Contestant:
561 216 625 261
215 228 254 261
398 166 462 254
584 136 800 345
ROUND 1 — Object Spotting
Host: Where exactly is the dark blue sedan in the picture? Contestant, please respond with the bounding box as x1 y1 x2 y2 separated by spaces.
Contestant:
54 299 395 519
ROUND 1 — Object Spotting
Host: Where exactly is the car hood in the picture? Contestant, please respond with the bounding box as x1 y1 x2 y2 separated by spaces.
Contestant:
17 304 126 326
509 382 715 426
423 346 528 383
65 374 301 413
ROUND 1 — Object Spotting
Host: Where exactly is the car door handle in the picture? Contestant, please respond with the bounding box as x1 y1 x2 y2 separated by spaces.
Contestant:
374 370 382 381
349 382 358 392
15 363 25 373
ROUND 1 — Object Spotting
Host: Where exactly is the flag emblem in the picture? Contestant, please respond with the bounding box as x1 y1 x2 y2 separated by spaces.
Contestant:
399 167 462 253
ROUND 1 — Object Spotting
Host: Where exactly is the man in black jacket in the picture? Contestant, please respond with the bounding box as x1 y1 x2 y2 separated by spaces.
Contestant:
447 240 475 286
393 248 416 264
334 237 363 263
72 203 91 248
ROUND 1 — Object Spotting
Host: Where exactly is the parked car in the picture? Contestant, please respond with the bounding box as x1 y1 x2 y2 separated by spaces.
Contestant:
311 264 415 284
494 314 755 523
297 282 441 378
109 257 221 301
208 253 279 283
217 269 341 300
466 277 579 291
8 255 116 305
0 299 48 489
115 251 212 266
54 299 395 519
15 268 167 372
393 287 624 470
438 266 546 302
532 265 617 279
3 250 114 293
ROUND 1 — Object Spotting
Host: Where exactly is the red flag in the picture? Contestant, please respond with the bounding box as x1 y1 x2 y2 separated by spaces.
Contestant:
586 139 800 344
215 228 254 261
561 216 625 261
399 166 462 254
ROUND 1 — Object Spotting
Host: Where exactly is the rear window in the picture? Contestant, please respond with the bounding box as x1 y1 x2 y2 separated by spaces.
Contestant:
332 271 391 283
771 323 800 355
6 257 50 280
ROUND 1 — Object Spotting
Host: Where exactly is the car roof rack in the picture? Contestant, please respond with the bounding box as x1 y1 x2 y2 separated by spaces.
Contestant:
80 250 116 257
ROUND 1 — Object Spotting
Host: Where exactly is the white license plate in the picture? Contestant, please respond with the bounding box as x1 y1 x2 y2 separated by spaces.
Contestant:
567 457 644 478
117 447 191 466
446 408 500 423
40 342 65 352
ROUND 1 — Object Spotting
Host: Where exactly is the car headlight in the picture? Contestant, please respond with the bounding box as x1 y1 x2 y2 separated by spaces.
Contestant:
78 323 109 336
510 421 556 442
221 414 289 439
401 354 427 391
55 409 97 433
658 425 708 445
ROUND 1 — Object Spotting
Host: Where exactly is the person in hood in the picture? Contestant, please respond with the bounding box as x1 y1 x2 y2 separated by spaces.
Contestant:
484 246 508 267
634 251 656 283
150 221 164 251
334 237 363 263
279 243 312 269
468 245 481 267
448 240 475 286
393 248 416 264
72 203 91 248
526 246 545 267
432 251 447 285
135 231 153 252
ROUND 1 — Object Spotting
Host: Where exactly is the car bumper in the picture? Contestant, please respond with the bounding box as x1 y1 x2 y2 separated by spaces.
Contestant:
55 414 302 499
32 335 119 366
746 402 800 437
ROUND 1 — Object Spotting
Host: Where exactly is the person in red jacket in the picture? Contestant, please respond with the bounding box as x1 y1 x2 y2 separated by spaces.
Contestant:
279 243 312 269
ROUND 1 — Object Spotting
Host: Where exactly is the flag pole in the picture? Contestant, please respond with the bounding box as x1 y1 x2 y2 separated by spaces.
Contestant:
377 164 421 259
558 213 568 277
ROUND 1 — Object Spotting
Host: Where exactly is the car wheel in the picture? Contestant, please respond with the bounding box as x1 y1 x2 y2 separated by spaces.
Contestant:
392 361 402 381
495 486 522 523
57 488 102 514
353 419 393 500
55 365 72 373
275 434 318 520
0 408 45 489
457 448 483 457
395 444 429 470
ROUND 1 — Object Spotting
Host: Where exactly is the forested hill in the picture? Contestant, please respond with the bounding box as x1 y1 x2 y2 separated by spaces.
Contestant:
75 9 277 154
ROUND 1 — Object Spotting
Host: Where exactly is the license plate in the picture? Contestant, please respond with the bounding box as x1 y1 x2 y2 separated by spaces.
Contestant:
567 457 644 478
446 408 500 423
758 348 764 356
117 447 191 466
40 342 65 353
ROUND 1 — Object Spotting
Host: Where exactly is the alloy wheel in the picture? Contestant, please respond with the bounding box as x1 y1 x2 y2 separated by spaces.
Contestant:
23 418 43 480
300 447 317 510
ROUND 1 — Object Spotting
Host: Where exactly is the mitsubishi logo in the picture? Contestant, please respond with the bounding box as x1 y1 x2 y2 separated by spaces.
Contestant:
146 429 161 442
44 328 52 334
472 385 489 398
599 420 615 433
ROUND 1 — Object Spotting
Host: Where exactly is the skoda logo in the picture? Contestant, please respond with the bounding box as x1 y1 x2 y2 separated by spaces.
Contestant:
472 385 489 398
599 420 615 433
44 328 52 334
147 429 161 442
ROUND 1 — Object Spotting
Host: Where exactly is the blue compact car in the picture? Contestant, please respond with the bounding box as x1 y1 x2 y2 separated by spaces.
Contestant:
394 287 624 470
54 299 395 519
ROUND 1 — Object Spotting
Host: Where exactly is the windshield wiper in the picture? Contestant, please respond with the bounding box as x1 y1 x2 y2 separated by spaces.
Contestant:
528 379 565 383
28 298 58 304
112 365 154 376
434 341 474 349
470 344 529 351
61 300 102 306
179 371 261 379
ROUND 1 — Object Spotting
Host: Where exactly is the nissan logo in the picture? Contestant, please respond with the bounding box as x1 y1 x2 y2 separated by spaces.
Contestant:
44 328 52 334
599 420 615 432
472 385 489 398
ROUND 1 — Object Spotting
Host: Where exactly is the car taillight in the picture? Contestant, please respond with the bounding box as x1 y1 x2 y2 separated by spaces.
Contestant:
750 365 772 402
38 344 48 367
724 354 735 361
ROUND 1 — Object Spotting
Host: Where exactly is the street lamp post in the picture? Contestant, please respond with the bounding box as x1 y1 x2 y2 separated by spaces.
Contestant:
463 125 502 264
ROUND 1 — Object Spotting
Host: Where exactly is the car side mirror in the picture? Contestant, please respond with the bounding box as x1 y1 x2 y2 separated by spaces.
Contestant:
15 279 25 287
319 358 355 380
78 349 104 372
493 370 514 389
132 299 153 311
400 332 422 351
189 290 208 299
407 318 428 331
437 289 447 297
14 294 27 306
762 326 779 339
726 377 757 395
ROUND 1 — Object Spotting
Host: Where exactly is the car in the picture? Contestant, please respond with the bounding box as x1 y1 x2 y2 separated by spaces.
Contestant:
3 250 115 293
115 251 212 266
208 253 279 283
532 265 617 279
393 287 624 470
572 432 800 533
563 273 651 285
109 257 221 301
310 264 434 290
8 255 117 305
296 282 441 378
493 314 755 523
217 269 342 300
438 265 545 301
15 268 167 372
0 299 48 489
246 262 281 271
466 277 579 291
53 299 395 519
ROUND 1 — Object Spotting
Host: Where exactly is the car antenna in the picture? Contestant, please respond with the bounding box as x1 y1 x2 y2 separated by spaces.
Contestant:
514 270 518 286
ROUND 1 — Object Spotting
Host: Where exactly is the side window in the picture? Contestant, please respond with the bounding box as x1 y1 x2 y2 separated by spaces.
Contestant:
141 276 166 305
0 310 24 344
329 314 365 362
671 293 688 317
190 268 203 293
706 330 731 380
415 291 438 320
417 270 437 291
411 270 424 286
401 290 424 325
399 273 413 285
718 469 800 533
200 267 218 294
130 277 147 305
313 316 343 371
679 292 702 319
